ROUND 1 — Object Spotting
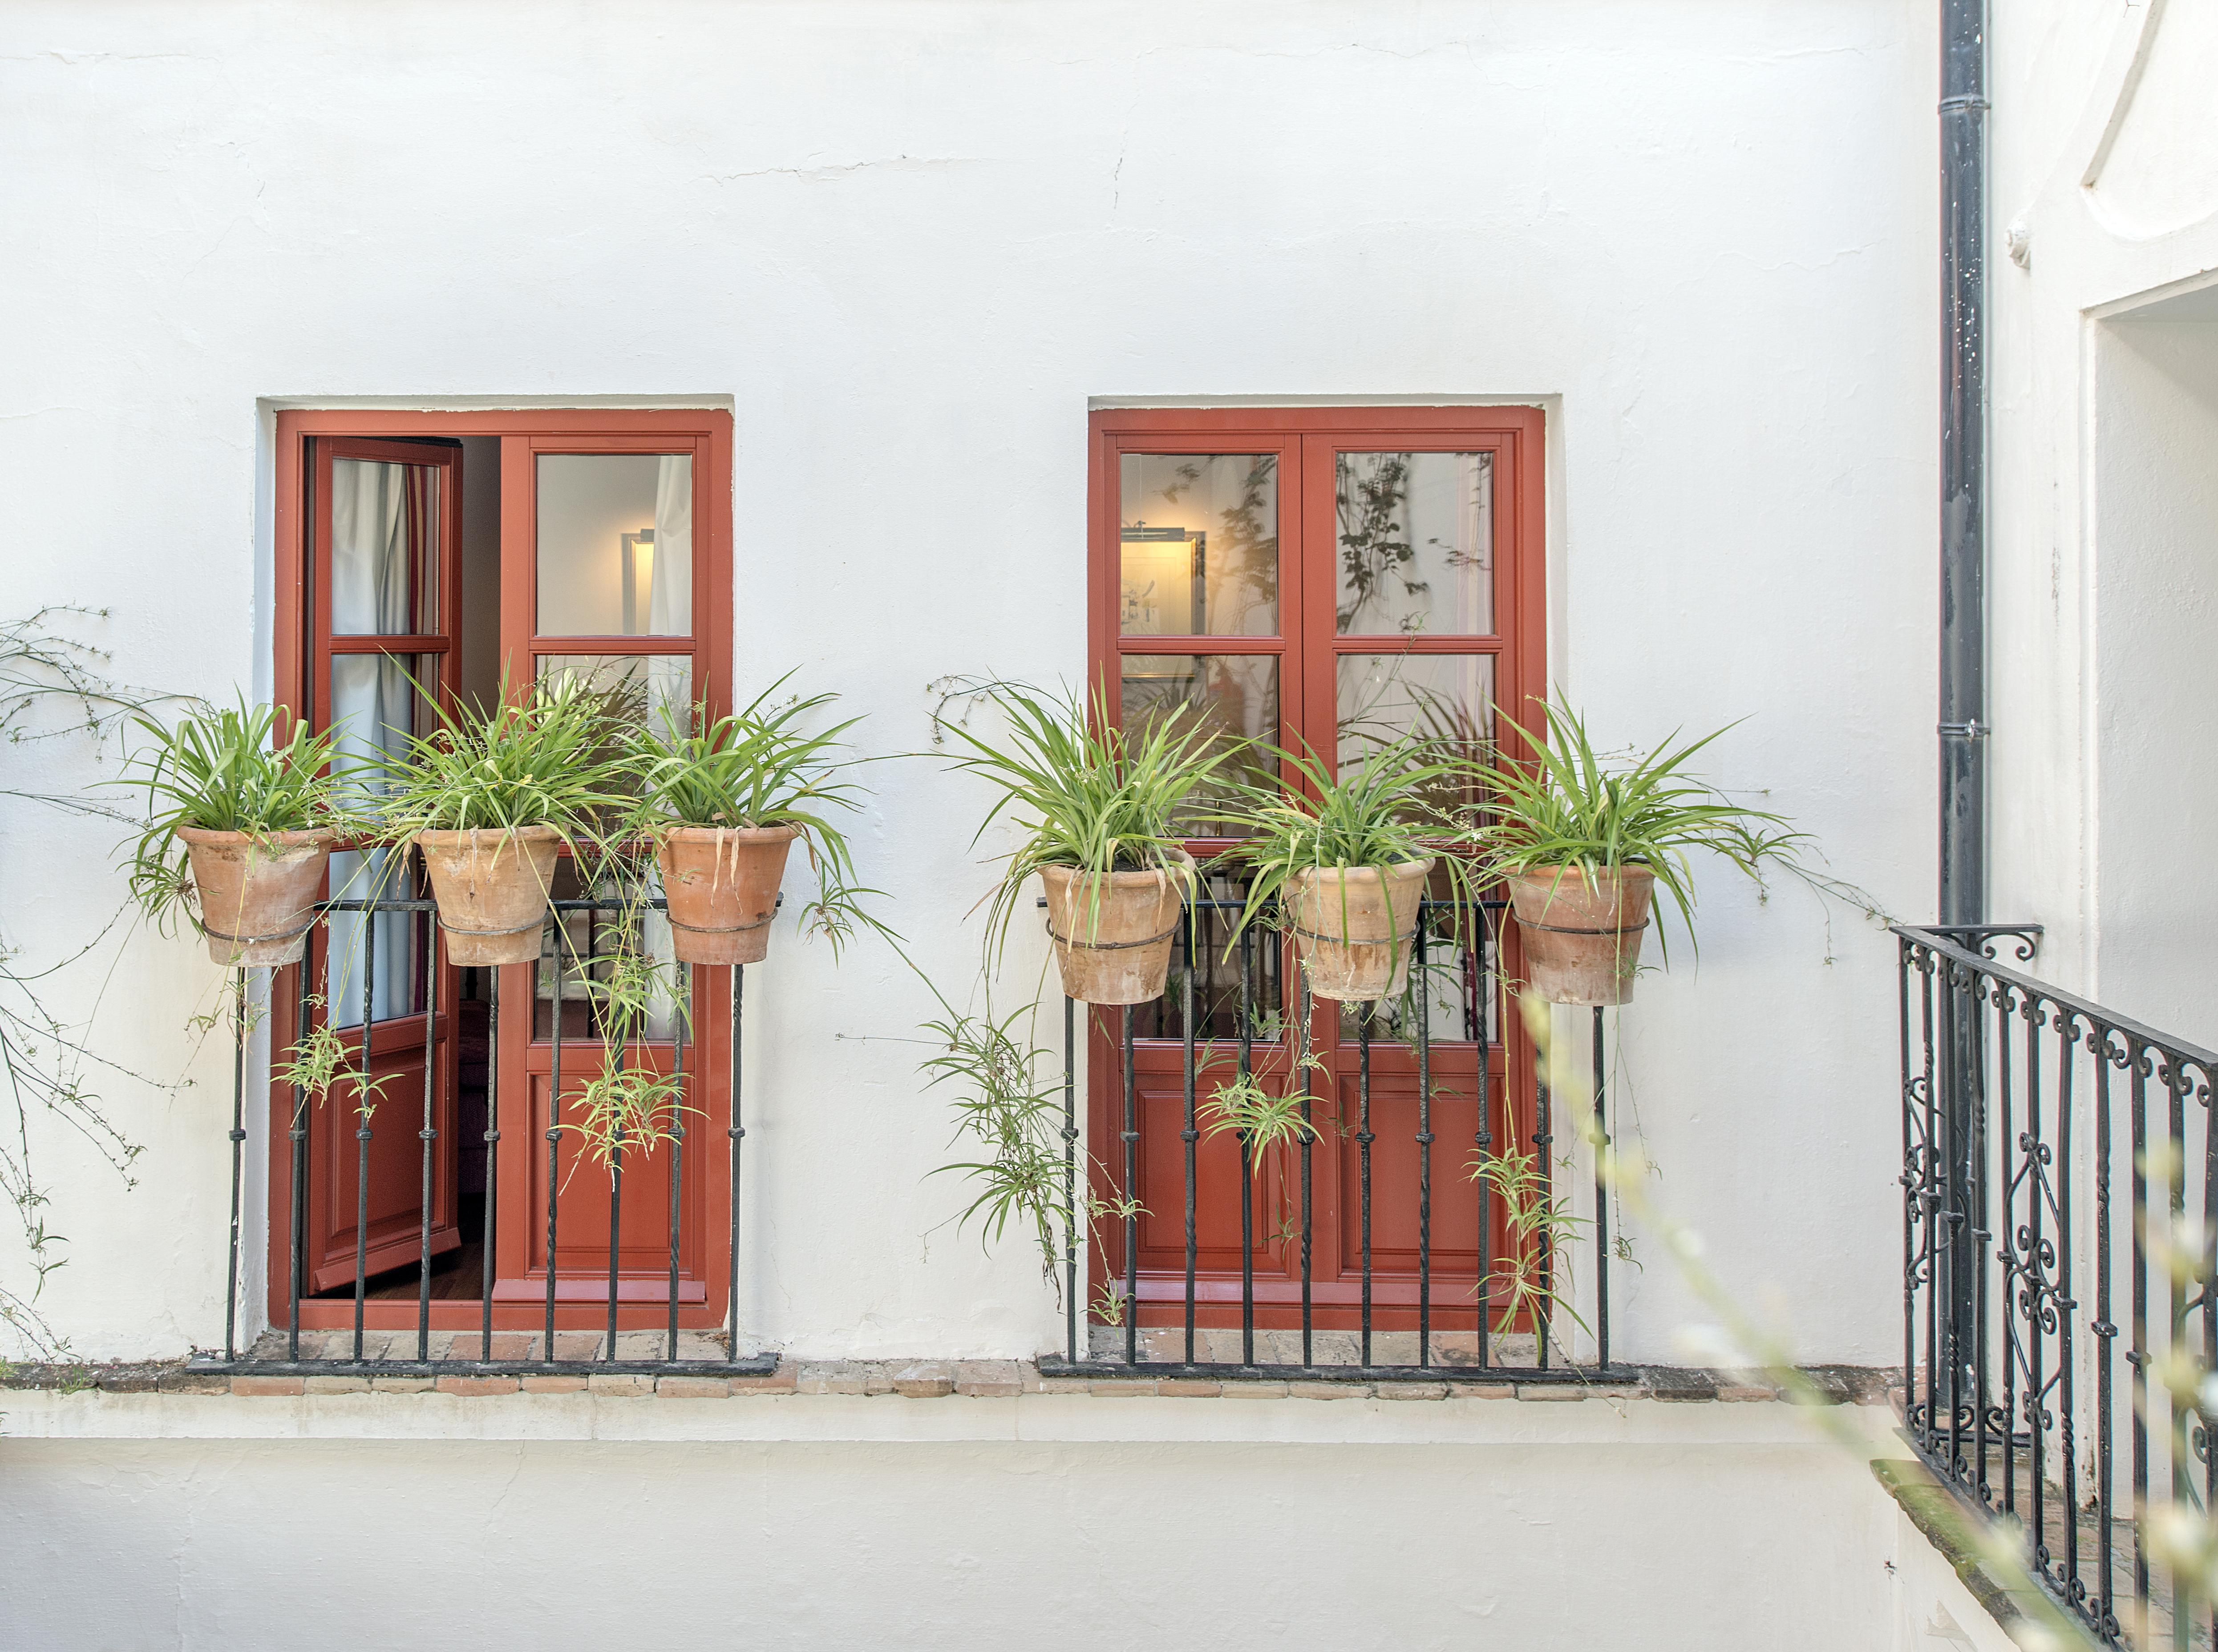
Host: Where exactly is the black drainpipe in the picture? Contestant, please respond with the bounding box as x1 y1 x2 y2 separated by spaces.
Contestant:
1938 0 1988 925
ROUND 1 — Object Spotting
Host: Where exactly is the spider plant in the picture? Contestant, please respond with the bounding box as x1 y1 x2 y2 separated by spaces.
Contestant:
624 680 882 954
1469 697 1805 956
936 681 1238 964
1214 726 1486 957
1468 1140 1591 1346
919 1002 1069 1280
116 696 351 931
369 673 632 843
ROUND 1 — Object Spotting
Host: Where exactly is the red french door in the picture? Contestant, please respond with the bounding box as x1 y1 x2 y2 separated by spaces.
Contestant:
1084 406 1547 1335
297 437 464 1294
487 427 733 1325
269 409 735 1332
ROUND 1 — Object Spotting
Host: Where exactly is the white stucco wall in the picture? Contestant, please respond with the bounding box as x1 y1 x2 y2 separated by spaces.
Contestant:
1990 0 2218 1021
0 1392 1914 1652
0 1 1938 1366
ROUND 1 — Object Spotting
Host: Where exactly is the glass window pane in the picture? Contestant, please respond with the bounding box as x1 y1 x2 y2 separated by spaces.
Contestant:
329 652 436 792
1336 652 1493 813
325 848 424 1028
1361 883 1499 1049
1334 452 1493 636
1119 654 1278 835
535 652 692 733
534 858 684 1043
1119 454 1278 636
535 454 692 636
1129 866 1287 1044
332 459 439 636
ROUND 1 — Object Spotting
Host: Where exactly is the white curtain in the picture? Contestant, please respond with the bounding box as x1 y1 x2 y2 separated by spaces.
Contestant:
328 459 421 1028
641 455 695 1040
646 455 693 721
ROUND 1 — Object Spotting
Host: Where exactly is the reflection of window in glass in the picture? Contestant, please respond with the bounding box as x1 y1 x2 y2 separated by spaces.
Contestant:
1119 654 1279 834
1335 452 1492 636
1119 454 1278 636
535 653 692 733
325 650 435 1028
1336 652 1493 813
535 454 692 636
332 459 439 636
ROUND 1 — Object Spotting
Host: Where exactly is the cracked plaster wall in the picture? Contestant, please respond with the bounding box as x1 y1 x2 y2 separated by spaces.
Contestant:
0 0 1936 1369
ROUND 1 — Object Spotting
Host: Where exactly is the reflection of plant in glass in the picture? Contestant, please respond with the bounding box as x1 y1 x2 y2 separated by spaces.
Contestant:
1336 661 1490 819
1154 456 1279 633
1336 454 1424 633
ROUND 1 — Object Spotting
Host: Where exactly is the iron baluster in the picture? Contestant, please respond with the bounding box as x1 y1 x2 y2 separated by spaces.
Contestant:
546 936 563 1356
417 911 437 1361
224 968 247 1363
1239 924 1254 1368
1358 999 1373 1369
1299 976 1313 1369
1063 993 1077 1367
1535 1038 1552 1372
1182 920 1197 1365
1476 911 1493 1371
1592 1005 1609 1372
484 957 500 1360
355 900 374 1361
728 964 744 1365
668 969 687 1362
1416 909 1431 1369
1121 1004 1137 1366
287 952 312 1361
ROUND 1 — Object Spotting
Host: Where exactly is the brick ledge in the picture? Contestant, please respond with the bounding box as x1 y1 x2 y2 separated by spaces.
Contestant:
3 1358 1897 1404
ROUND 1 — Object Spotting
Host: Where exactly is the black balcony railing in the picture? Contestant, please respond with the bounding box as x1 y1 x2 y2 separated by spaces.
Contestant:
194 885 774 1380
1898 923 2218 1649
1040 895 1623 1385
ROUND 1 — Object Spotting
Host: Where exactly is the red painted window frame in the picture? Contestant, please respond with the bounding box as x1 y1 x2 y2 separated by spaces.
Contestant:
1084 404 1549 1332
269 407 735 1333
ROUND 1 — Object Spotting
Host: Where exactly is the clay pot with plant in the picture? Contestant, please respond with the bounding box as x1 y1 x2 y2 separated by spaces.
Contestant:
939 683 1236 1006
120 698 351 967
1218 729 1486 1003
624 678 878 967
1473 699 1805 1006
372 676 631 966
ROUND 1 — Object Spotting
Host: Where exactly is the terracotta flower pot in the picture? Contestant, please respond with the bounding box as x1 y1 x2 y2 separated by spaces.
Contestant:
1286 859 1435 1002
655 824 799 966
414 826 564 966
1039 853 1193 1006
177 826 335 968
1506 864 1656 1006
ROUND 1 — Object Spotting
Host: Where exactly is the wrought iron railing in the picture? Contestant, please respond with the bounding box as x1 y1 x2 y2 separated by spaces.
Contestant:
195 884 773 1379
1040 895 1623 1385
1898 923 2217 1648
